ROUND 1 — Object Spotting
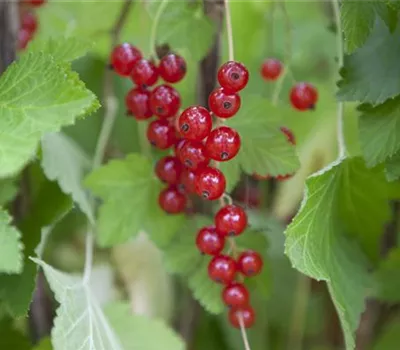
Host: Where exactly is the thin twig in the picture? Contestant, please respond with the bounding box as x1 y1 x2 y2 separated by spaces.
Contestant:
149 0 169 58
223 0 234 61
286 274 311 350
331 0 346 159
83 0 134 285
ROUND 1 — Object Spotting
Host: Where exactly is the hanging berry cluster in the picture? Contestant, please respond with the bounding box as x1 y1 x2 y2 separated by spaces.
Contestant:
110 43 189 213
18 0 46 50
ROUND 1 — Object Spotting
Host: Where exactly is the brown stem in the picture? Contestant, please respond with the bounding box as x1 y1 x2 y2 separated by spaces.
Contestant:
0 0 18 73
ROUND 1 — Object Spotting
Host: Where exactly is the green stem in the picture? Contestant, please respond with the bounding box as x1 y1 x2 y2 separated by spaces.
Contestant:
149 0 169 58
138 121 151 159
331 0 346 159
287 275 311 350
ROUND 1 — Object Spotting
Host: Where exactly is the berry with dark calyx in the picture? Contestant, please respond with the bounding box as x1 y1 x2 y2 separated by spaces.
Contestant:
237 251 263 277
261 58 283 81
21 11 38 34
17 29 33 50
178 106 212 141
222 283 250 308
150 84 181 118
195 166 226 200
196 226 225 256
280 126 296 145
147 119 177 149
290 82 318 111
208 87 241 118
205 126 241 161
110 43 142 76
159 185 187 214
23 0 46 6
215 204 247 237
158 53 187 83
229 305 255 329
177 140 209 170
179 168 197 194
155 156 183 185
125 87 152 120
217 61 249 93
208 255 237 284
130 59 158 87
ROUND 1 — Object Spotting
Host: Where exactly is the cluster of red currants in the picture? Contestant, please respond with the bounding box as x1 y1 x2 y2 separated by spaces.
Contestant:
199 205 263 329
260 58 319 111
110 43 189 213
18 0 46 50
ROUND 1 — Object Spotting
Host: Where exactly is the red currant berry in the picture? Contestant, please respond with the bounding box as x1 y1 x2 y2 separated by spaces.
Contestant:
149 84 181 118
222 283 250 308
23 0 46 6
130 59 158 87
147 119 177 149
195 166 226 200
158 53 187 83
17 29 32 50
110 43 142 76
208 255 237 284
229 305 255 329
177 140 210 170
159 185 187 214
280 126 296 145
125 87 152 120
237 251 263 277
174 138 186 157
261 58 283 81
178 106 212 141
290 82 318 111
21 12 38 33
215 205 247 237
178 168 197 194
217 61 249 93
208 87 241 118
205 126 241 161
196 226 225 255
155 156 183 185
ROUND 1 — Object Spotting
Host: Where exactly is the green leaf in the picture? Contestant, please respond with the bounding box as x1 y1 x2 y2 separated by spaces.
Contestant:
340 1 379 53
164 216 224 313
32 258 125 350
0 317 31 349
373 319 400 350
338 18 400 105
152 1 215 61
0 178 18 206
41 132 94 223
0 165 72 317
33 338 53 350
0 209 23 274
358 97 400 167
285 158 374 350
225 95 300 177
85 154 184 247
385 152 400 181
219 157 241 193
374 248 400 302
29 37 92 62
105 302 184 350
0 51 99 177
